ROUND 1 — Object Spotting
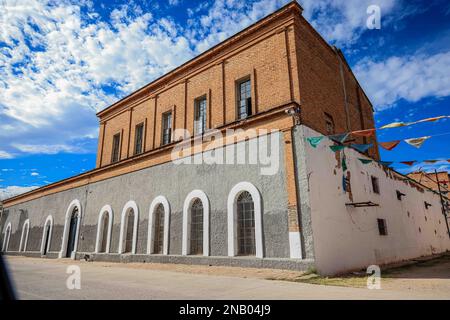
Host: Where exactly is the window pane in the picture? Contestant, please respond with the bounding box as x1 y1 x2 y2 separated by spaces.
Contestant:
162 112 172 145
153 204 165 254
194 97 207 135
237 79 251 119
237 191 255 256
190 199 203 255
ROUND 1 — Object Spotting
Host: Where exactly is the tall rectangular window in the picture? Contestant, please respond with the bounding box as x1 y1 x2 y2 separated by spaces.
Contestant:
134 123 144 155
111 133 121 163
377 218 388 236
237 78 252 119
194 96 207 135
371 176 380 194
162 111 172 145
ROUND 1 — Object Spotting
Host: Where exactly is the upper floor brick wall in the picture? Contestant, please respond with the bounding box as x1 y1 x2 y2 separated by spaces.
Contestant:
95 2 379 168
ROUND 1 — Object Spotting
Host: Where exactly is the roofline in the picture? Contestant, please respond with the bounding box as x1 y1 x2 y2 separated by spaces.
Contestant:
96 0 303 119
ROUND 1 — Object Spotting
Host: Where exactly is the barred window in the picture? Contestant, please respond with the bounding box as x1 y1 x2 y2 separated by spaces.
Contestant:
111 133 121 163
153 204 165 254
371 176 380 194
194 96 207 135
237 78 252 120
237 191 256 255
190 199 204 255
377 218 388 236
162 111 172 145
100 213 109 253
124 209 134 253
134 123 144 155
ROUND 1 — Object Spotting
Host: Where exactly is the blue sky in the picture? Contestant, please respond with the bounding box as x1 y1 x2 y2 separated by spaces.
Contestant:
0 0 449 199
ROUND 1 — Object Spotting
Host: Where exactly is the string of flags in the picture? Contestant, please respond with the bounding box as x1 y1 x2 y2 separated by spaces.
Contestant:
354 158 450 167
306 115 450 151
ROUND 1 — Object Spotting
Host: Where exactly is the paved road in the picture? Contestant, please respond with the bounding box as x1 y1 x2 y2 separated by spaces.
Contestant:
3 256 444 300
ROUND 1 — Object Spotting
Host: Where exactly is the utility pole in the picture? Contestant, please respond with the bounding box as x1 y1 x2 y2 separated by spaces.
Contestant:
435 170 450 239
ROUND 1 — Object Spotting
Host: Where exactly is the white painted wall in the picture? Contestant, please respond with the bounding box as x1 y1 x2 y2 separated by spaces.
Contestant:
299 126 450 275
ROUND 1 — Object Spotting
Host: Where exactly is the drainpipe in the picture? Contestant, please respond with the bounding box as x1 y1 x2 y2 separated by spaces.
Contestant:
334 47 351 132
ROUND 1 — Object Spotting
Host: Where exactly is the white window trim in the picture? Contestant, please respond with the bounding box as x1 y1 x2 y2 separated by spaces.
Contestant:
118 200 139 254
19 219 30 252
182 190 210 256
40 215 53 255
2 222 12 252
94 205 113 254
59 199 82 259
227 181 264 258
147 196 170 255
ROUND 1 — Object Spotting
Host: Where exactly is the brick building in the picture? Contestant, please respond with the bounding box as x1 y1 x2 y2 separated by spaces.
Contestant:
1 2 448 275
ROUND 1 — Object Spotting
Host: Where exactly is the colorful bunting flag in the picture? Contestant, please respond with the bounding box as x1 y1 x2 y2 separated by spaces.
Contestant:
424 160 438 164
306 136 324 148
329 133 350 143
330 145 346 152
404 136 431 148
358 158 373 164
379 140 401 151
400 161 416 166
448 159 450 163
379 122 407 129
351 129 376 137
350 143 373 153
411 116 447 124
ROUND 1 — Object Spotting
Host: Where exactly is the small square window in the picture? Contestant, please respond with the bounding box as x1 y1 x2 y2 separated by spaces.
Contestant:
371 176 380 194
324 112 335 135
377 218 387 236
396 190 405 201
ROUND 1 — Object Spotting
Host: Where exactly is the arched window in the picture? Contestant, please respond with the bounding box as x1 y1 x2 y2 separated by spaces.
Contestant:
236 191 255 255
118 201 139 254
19 219 30 252
190 199 204 255
2 223 12 252
147 196 170 255
59 199 82 259
227 182 263 258
153 204 164 254
41 215 53 256
95 205 113 254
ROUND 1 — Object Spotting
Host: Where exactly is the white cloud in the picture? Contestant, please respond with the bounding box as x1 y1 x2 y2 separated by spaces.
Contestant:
12 143 86 154
0 185 39 201
354 51 450 109
0 151 13 159
30 172 39 176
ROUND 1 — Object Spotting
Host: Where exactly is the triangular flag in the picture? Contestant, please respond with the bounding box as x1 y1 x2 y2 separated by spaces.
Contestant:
404 136 431 148
412 116 447 124
379 122 407 129
400 161 416 166
447 159 450 163
423 160 438 164
329 133 350 143
379 140 401 151
358 158 373 164
330 145 346 152
306 136 324 148
351 129 376 137
378 161 393 167
351 143 373 153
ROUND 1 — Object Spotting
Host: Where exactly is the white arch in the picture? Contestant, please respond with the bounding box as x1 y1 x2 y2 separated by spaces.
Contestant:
118 200 139 254
2 223 12 252
182 190 210 256
95 205 113 253
19 219 30 252
59 199 82 259
227 181 264 258
147 196 170 255
40 215 53 255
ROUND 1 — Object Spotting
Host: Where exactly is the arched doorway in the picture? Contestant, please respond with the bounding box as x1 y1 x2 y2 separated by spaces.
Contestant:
2 223 11 252
189 199 204 255
118 201 139 254
66 207 79 258
95 205 113 254
41 215 53 256
19 219 30 252
59 200 82 259
236 191 255 256
153 204 165 254
124 209 135 253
